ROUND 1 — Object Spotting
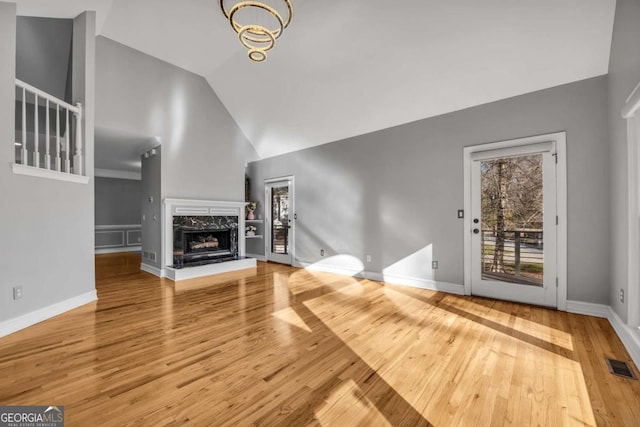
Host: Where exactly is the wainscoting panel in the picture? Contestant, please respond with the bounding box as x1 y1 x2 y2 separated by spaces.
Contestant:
127 229 142 246
95 224 141 254
95 230 125 248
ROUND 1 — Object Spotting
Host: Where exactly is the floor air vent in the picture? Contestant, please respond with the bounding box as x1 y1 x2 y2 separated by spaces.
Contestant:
605 358 637 380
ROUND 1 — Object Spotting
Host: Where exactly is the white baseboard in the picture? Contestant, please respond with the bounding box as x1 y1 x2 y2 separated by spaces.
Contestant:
567 300 640 369
295 262 465 295
95 246 141 255
246 253 266 262
140 263 164 277
566 300 611 318
296 261 365 278
0 290 97 338
607 307 640 370
364 271 465 295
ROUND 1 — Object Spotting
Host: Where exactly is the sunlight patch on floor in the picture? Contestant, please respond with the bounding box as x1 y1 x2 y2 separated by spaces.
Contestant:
272 307 312 333
289 264 362 296
383 285 575 352
273 272 291 311
314 379 392 427
303 283 592 424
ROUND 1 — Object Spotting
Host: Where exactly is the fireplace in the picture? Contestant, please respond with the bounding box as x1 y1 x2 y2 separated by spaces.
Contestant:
161 199 255 281
173 216 239 268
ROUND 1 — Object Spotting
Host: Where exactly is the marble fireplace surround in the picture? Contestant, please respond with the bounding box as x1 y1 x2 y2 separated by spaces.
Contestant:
163 199 257 281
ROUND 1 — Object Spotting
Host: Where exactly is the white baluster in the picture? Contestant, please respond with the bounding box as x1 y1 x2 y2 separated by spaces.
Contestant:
45 99 51 169
21 87 27 165
73 103 83 176
34 94 39 168
55 105 61 171
65 108 71 173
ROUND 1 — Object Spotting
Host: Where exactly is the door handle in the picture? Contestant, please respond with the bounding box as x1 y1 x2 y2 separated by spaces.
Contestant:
473 228 480 234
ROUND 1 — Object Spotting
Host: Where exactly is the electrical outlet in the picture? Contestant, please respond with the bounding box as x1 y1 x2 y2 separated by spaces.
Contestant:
620 288 625 303
13 286 22 300
432 261 438 269
366 255 371 263
320 249 325 256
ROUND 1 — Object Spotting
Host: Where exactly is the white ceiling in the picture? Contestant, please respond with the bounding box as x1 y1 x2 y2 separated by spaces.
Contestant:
14 0 617 159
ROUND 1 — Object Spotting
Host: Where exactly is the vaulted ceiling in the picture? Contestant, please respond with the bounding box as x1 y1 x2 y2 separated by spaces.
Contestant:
14 0 617 159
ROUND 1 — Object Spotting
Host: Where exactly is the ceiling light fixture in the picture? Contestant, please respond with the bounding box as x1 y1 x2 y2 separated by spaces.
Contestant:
219 0 293 63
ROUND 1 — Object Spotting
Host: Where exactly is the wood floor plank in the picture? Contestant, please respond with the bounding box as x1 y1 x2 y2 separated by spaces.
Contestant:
0 253 639 426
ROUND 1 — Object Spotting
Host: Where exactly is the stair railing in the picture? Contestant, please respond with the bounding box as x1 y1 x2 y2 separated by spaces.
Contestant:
15 79 84 176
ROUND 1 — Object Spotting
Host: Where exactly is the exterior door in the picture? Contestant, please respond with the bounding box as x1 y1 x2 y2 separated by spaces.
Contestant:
469 142 558 307
265 178 294 265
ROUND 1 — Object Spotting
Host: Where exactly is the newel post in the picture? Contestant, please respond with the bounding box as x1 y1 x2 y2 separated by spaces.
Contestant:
73 102 83 176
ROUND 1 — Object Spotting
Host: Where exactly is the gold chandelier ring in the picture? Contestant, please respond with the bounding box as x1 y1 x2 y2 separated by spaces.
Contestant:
219 0 293 29
238 25 276 52
228 1 285 42
248 49 267 62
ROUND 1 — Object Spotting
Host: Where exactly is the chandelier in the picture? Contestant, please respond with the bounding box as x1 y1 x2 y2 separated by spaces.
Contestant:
219 0 293 62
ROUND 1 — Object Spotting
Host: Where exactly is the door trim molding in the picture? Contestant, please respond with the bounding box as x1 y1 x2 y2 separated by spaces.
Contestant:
623 87 640 327
463 132 568 310
264 176 295 265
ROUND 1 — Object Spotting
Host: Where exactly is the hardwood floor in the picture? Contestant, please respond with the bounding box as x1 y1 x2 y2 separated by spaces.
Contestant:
1 253 639 426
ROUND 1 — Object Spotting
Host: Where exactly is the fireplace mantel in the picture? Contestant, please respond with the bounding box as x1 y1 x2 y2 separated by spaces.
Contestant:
162 199 256 281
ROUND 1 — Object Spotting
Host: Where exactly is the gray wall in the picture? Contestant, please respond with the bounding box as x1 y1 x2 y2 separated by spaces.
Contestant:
16 16 73 102
248 76 611 304
0 5 96 323
95 177 141 225
95 36 258 203
141 147 162 269
607 0 640 322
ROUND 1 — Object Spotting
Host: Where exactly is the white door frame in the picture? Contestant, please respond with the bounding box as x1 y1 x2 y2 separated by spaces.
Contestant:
469 142 557 307
463 132 568 310
265 176 295 265
622 81 640 327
